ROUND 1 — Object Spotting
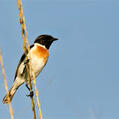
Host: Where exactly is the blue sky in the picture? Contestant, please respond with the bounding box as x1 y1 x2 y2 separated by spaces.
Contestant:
0 0 119 119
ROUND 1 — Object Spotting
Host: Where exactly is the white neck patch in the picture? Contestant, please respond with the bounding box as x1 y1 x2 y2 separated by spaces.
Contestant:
35 43 46 49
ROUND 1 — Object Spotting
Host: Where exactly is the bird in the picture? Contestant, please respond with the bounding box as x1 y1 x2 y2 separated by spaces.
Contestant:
2 34 58 104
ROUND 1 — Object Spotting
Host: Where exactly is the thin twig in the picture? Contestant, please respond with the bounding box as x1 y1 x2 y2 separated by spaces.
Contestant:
0 50 14 119
17 0 43 119
18 0 36 119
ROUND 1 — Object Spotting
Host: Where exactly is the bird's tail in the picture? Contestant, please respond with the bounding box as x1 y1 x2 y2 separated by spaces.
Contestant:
2 86 17 104
2 77 25 104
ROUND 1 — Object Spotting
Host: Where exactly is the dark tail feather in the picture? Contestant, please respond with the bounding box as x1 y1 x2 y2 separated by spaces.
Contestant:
2 86 17 104
2 77 25 104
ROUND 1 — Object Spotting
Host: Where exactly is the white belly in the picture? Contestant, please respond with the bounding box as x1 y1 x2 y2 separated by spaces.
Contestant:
30 55 45 77
27 43 48 78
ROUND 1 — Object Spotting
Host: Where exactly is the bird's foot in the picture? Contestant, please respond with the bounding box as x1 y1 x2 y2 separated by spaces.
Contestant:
26 91 34 98
26 84 34 97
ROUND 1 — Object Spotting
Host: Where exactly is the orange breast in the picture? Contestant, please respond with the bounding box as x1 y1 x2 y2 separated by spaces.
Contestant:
32 44 49 63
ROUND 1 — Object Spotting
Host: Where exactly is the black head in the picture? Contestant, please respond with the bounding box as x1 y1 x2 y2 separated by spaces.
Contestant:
34 34 58 49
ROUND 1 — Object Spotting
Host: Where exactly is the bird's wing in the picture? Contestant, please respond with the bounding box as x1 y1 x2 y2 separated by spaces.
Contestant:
14 45 34 80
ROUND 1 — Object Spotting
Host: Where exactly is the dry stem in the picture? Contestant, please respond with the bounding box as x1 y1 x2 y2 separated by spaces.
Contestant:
18 0 36 119
18 0 43 119
0 51 14 119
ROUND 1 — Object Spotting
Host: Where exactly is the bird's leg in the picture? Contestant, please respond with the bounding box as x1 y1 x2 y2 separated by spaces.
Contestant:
24 58 34 98
25 84 34 97
26 84 30 91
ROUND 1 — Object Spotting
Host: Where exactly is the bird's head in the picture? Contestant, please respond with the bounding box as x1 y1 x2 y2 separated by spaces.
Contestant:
34 34 58 49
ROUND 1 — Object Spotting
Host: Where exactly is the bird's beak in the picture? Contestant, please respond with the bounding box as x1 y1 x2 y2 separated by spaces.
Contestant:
53 38 58 41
